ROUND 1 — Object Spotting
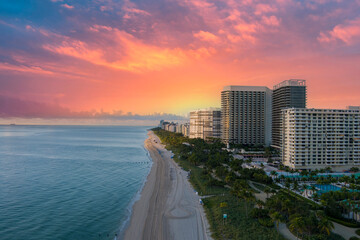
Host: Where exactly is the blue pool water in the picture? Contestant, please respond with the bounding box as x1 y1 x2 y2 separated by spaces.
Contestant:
313 184 341 193
0 125 152 240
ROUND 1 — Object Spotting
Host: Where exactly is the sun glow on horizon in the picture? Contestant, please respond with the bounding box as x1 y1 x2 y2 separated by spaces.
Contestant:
0 0 359 120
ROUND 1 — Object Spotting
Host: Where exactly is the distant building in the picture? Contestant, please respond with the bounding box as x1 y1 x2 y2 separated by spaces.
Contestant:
221 86 272 146
347 106 360 111
189 108 221 140
181 123 190 137
281 108 360 170
167 123 177 132
159 120 165 128
272 79 306 149
176 124 182 133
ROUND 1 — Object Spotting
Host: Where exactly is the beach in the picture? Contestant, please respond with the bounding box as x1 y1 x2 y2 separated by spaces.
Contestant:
123 131 212 240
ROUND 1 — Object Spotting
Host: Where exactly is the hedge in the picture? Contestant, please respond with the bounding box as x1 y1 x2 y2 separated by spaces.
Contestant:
328 216 360 228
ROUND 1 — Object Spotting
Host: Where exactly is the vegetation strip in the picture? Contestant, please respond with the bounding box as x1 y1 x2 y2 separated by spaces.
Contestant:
153 128 349 240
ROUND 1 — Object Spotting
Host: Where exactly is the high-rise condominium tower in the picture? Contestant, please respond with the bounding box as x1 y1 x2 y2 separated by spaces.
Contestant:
272 79 306 148
189 108 221 140
221 86 272 146
281 108 360 170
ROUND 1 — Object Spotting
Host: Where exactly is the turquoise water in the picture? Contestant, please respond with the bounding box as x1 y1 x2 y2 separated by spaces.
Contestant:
0 125 152 240
313 184 341 193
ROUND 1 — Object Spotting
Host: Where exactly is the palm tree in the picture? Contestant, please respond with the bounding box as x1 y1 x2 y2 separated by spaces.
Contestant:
282 199 292 217
302 183 308 190
317 217 334 236
238 189 254 217
270 170 278 178
352 206 359 221
312 192 319 201
293 181 299 192
256 200 265 209
311 185 316 194
270 211 283 228
289 216 305 239
264 187 272 198
285 181 291 190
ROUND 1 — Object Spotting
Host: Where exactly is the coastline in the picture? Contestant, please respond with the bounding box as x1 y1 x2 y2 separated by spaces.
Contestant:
123 130 170 239
117 139 153 238
123 130 212 240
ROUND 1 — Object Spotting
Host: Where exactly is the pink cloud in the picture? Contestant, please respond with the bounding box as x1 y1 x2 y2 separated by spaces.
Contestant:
262 15 281 26
318 18 360 45
61 4 74 9
121 0 150 19
193 31 220 43
100 5 112 11
0 63 54 75
255 4 277 15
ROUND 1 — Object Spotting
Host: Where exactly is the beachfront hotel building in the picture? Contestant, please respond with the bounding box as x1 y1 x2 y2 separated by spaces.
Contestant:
221 86 272 146
189 108 221 140
272 79 307 149
281 108 360 170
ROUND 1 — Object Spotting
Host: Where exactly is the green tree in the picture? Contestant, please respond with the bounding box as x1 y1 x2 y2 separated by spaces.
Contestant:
318 217 334 236
264 187 272 199
270 211 283 228
289 215 306 239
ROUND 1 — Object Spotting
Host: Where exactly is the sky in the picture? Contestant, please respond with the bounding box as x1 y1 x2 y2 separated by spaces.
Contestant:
0 0 359 124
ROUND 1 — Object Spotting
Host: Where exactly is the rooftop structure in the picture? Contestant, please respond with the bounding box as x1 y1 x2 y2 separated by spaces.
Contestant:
273 79 306 90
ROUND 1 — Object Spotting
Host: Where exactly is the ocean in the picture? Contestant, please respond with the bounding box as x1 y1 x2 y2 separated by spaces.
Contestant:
0 125 152 240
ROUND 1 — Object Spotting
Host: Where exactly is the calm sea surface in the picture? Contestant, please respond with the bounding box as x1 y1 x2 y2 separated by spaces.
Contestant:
0 125 152 240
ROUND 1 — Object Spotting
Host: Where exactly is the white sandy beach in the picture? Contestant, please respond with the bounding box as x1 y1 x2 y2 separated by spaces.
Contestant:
123 131 212 240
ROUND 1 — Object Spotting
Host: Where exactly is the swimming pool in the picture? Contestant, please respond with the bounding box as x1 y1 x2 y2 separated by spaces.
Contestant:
313 184 341 193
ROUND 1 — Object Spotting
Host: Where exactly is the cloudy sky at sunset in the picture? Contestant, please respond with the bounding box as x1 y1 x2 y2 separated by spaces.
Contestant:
0 0 359 123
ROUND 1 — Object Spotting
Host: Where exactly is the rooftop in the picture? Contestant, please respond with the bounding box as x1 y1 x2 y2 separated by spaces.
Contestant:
222 85 271 92
273 79 306 90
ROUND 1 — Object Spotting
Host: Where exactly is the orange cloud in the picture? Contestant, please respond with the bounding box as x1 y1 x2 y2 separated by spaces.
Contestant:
43 26 215 73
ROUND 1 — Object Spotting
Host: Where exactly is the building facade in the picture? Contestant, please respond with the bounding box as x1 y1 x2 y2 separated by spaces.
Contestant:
167 123 177 132
281 108 360 170
181 123 190 137
221 86 272 146
272 79 307 149
189 108 221 140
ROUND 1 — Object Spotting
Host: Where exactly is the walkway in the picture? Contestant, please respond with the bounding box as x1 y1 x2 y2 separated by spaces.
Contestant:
331 221 358 240
248 181 299 240
278 223 299 240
